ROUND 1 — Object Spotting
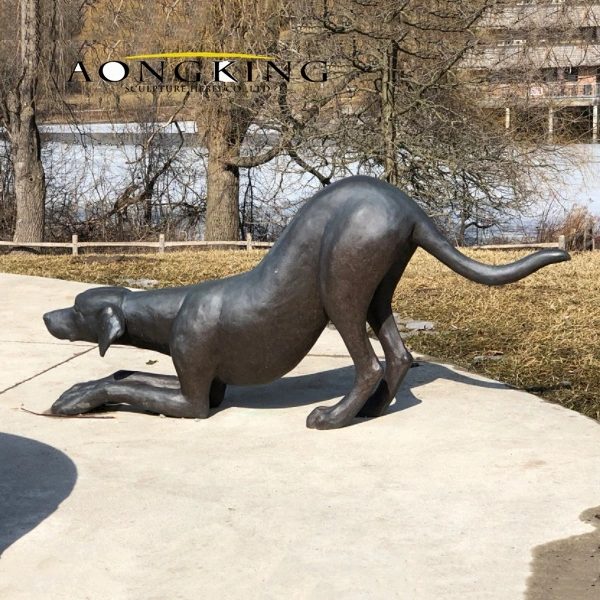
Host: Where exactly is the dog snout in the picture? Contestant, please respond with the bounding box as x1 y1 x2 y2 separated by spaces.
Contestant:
44 308 77 340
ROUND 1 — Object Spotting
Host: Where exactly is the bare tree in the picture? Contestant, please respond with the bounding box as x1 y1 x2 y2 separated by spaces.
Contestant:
70 1 288 240
4 0 593 248
278 1 593 244
0 0 46 245
186 3 290 241
0 137 15 239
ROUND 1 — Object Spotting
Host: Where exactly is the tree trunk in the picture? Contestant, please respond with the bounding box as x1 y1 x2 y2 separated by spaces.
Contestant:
203 104 252 241
381 41 399 187
458 211 467 246
205 147 241 241
10 112 46 243
7 0 46 244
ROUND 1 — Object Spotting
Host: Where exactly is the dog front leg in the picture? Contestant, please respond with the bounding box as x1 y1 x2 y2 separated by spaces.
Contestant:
51 371 210 418
111 370 180 388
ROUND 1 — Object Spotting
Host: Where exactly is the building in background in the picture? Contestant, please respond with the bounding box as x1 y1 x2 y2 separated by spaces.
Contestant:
465 1 600 140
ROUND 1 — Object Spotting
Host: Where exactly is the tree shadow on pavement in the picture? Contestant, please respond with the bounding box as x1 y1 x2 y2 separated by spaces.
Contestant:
525 506 600 600
0 433 77 556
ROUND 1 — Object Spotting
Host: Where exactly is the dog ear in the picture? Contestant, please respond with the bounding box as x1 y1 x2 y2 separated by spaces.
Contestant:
98 305 125 357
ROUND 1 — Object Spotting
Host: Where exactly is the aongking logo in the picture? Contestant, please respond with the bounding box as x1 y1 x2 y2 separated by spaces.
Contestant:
68 52 328 93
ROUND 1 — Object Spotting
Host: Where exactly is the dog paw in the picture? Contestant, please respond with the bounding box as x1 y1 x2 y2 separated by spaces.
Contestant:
51 380 107 415
306 406 346 430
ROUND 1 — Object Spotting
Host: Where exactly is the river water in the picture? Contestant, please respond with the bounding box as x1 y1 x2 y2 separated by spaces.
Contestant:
3 122 600 241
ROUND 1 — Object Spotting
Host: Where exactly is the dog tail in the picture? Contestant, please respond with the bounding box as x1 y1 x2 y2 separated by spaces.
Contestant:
412 217 570 286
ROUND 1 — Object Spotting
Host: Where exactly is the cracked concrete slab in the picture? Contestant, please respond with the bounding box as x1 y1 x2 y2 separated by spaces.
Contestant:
0 343 93 393
0 273 599 599
0 273 96 391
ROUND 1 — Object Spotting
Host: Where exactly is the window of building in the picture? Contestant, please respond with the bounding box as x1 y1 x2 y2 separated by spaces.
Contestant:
579 27 599 42
542 67 558 82
564 67 578 82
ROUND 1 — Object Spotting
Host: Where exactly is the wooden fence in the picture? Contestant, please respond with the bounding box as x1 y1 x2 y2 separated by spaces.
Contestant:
0 234 574 255
0 233 275 255
468 235 566 251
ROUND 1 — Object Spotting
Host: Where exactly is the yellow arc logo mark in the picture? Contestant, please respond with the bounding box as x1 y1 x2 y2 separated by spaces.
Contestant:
125 52 274 60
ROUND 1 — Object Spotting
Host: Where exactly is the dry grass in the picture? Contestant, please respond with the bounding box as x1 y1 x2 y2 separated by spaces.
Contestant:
394 249 600 422
0 250 266 287
1 248 598 421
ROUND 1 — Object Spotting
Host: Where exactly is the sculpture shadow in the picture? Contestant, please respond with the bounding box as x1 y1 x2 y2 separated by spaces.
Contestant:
0 432 77 556
218 360 510 418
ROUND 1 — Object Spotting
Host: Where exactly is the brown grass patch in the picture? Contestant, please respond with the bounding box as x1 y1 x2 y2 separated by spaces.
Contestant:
1 248 598 422
0 250 266 287
394 249 600 421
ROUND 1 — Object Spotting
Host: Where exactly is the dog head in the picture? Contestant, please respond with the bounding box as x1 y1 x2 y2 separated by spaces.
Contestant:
44 287 129 356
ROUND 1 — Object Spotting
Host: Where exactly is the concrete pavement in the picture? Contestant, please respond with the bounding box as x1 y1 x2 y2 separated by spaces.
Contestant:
0 272 599 599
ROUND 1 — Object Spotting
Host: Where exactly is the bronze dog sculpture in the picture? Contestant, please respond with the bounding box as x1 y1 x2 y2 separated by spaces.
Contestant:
44 176 569 429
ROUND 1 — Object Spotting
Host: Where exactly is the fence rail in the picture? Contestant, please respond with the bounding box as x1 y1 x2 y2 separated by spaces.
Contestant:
469 236 566 251
0 234 572 254
0 233 275 255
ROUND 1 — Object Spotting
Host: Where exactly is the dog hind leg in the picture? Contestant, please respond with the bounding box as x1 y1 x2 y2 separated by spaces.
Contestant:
306 207 403 430
359 257 414 418
306 316 383 430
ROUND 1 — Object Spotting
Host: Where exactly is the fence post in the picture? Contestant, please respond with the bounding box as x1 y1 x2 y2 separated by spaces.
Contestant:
246 232 252 251
71 234 79 256
158 233 165 254
558 235 566 250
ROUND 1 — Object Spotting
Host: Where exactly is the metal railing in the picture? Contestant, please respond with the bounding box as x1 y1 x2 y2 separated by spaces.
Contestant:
530 81 600 99
484 81 600 101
